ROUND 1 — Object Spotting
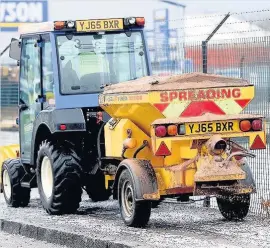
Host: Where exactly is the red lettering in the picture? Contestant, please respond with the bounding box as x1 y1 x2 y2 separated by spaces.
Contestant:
169 92 178 101
179 91 187 101
216 89 221 99
160 92 168 102
221 89 231 98
232 88 241 98
188 91 195 100
197 90 205 100
206 89 216 99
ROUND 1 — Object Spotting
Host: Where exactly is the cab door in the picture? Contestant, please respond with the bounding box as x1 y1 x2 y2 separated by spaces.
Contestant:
19 35 42 163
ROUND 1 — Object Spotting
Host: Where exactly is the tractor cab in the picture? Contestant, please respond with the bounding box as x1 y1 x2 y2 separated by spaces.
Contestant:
9 17 150 109
8 17 150 162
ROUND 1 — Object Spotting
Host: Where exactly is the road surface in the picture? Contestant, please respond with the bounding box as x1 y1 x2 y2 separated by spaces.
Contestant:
0 189 270 248
0 231 67 248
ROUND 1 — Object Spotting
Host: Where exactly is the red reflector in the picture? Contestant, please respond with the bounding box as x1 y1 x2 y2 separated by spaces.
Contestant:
155 125 167 137
60 124 67 130
136 17 145 26
252 119 262 131
250 135 266 150
239 120 251 132
155 141 171 156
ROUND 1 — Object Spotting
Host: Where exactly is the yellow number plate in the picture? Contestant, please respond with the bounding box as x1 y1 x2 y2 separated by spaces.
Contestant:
76 19 123 32
185 120 240 135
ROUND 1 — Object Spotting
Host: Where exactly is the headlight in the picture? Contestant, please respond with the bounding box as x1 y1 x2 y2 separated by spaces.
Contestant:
129 17 136 25
67 21 75 28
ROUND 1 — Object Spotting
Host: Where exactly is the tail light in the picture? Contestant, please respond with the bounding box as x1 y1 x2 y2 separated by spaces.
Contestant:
239 120 251 132
136 17 145 26
251 119 262 131
239 119 263 132
155 125 167 137
167 125 177 136
155 124 185 137
59 124 67 130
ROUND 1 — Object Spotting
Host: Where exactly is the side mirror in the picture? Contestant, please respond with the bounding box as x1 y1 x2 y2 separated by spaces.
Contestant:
16 117 19 125
9 38 21 61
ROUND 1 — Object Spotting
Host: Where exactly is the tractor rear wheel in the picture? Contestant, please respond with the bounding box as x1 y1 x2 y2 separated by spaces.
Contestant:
1 159 30 207
118 169 151 227
36 140 82 215
217 194 250 220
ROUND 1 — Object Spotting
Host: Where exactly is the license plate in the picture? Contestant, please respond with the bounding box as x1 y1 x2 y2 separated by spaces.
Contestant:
185 120 240 135
76 19 123 32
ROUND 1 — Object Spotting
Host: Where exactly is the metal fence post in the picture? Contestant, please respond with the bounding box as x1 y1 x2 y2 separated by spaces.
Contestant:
201 12 230 208
202 40 207 73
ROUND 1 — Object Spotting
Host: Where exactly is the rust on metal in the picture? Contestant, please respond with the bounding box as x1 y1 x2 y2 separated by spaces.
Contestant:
143 191 160 200
166 186 194 195
166 156 198 172
194 156 246 182
194 183 254 196
103 72 252 94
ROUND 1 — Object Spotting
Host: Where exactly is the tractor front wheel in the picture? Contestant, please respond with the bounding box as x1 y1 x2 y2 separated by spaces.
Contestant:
1 159 30 207
36 140 82 215
118 169 151 227
217 194 250 220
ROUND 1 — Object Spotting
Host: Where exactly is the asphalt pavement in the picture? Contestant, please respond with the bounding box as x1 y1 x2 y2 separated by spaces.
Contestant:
0 189 270 248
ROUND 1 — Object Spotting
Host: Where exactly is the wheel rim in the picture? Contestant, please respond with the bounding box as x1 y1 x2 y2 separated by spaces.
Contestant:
3 169 11 200
41 156 53 199
121 180 134 218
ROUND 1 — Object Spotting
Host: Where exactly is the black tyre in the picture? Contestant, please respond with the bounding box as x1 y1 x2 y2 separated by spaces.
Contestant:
1 159 30 207
85 170 111 202
118 169 151 227
151 200 162 208
217 194 250 220
36 140 82 215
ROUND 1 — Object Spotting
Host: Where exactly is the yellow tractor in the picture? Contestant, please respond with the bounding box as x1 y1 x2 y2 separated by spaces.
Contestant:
0 17 266 228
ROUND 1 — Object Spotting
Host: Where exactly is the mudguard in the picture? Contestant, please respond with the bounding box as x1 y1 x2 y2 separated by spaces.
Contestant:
113 159 160 201
32 108 86 134
30 108 86 165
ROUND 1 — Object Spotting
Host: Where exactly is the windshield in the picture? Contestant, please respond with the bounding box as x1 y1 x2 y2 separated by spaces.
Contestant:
56 31 148 94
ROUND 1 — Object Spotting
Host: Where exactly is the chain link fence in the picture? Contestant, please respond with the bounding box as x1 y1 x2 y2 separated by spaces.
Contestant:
1 10 270 215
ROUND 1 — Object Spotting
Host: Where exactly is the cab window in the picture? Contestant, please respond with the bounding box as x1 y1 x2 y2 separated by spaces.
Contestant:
19 37 40 108
42 36 54 107
56 31 148 95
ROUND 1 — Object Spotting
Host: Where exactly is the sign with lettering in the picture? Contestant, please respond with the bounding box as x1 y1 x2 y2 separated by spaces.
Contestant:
0 0 48 32
160 88 242 102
